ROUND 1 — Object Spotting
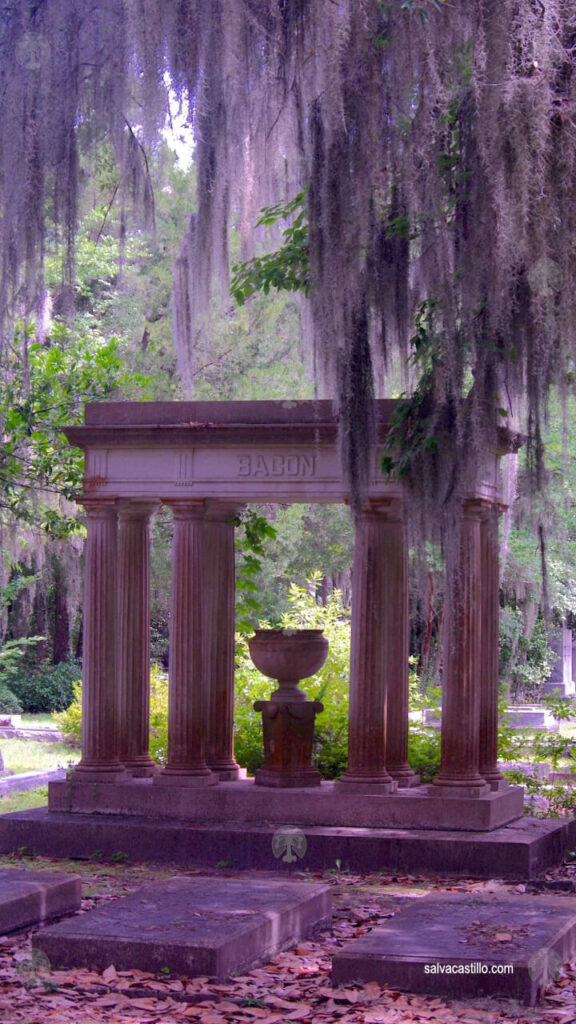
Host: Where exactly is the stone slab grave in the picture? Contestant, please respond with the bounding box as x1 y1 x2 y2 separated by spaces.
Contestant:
0 869 81 934
333 891 576 1005
34 876 331 979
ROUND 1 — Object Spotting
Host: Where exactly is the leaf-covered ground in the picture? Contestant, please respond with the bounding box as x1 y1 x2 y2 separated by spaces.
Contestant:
1 856 576 1024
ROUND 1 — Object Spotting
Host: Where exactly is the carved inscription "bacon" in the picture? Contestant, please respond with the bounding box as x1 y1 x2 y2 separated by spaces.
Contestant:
237 454 317 478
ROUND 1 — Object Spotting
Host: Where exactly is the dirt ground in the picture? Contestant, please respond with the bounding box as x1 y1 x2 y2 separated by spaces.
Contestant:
1 854 576 1024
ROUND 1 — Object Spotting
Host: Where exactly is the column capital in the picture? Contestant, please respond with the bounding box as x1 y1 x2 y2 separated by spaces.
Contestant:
204 500 245 522
80 497 118 520
117 499 160 522
463 497 493 519
162 498 206 521
359 497 405 522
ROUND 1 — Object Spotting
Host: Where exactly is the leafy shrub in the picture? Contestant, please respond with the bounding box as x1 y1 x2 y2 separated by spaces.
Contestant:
0 685 22 715
9 661 80 713
54 680 82 740
56 667 169 762
149 665 169 764
407 727 441 783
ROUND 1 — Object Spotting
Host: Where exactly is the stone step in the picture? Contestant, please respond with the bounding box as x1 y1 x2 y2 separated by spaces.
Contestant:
34 876 331 979
332 890 576 1005
49 777 525 832
0 808 574 880
0 868 81 935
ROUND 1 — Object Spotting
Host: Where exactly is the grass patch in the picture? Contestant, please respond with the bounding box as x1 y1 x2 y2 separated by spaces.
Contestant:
0 786 48 815
1 738 79 774
20 714 60 729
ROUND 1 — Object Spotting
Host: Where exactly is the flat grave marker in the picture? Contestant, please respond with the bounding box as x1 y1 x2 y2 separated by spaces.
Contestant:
0 869 81 934
333 891 576 1004
34 875 331 979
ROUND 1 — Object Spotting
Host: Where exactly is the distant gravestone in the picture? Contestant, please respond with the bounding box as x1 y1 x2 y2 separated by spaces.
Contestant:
542 624 574 697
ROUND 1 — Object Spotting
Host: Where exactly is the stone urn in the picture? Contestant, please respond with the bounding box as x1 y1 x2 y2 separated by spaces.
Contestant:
249 629 328 788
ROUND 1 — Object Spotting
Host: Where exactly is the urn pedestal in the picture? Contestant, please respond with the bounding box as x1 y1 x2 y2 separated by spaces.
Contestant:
249 629 328 788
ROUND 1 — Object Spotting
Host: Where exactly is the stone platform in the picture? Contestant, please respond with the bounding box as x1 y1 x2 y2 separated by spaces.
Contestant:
332 891 576 1004
49 778 524 832
0 868 81 934
33 876 331 978
1 809 574 880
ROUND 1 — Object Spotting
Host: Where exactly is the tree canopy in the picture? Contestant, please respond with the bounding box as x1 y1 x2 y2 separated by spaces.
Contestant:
2 0 576 539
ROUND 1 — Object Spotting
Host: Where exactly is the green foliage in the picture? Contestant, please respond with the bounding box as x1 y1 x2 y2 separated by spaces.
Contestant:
407 728 441 783
503 766 576 818
0 686 22 715
230 191 310 305
234 509 278 633
1 321 150 530
381 302 444 479
542 693 576 721
498 608 555 701
250 504 354 622
149 665 169 764
1 738 79 774
58 666 170 763
8 661 80 714
406 676 442 782
0 577 43 714
54 680 82 742
0 787 49 815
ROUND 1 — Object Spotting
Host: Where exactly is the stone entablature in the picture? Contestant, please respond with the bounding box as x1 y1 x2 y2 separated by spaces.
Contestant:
66 400 504 506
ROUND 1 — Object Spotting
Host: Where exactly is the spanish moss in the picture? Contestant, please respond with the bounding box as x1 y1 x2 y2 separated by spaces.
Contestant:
2 0 576 541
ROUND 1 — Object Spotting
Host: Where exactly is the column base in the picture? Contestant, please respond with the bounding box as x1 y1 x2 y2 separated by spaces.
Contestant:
207 759 243 782
254 766 322 788
484 775 510 792
388 767 421 788
214 767 245 781
429 781 491 799
124 762 160 779
154 768 218 787
72 763 128 783
335 774 398 795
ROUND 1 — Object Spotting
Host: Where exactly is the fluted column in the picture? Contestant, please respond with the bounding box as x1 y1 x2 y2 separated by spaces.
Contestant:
431 500 490 797
117 500 159 777
382 499 419 787
204 501 242 780
74 499 126 781
155 500 217 786
336 501 397 793
479 501 508 789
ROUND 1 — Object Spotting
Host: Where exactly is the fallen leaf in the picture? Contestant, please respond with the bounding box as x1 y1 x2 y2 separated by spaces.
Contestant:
101 964 118 984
